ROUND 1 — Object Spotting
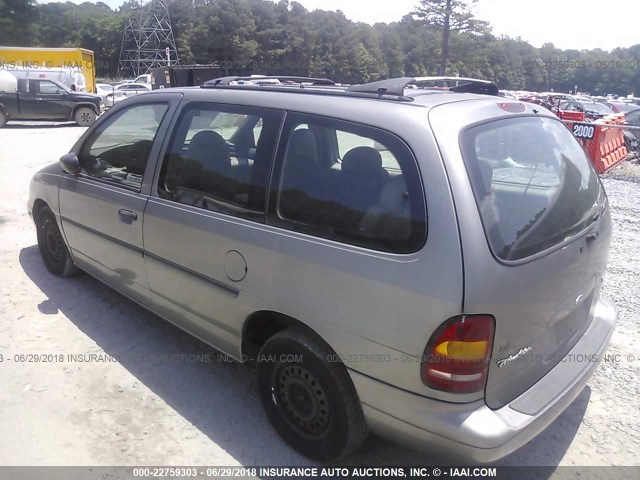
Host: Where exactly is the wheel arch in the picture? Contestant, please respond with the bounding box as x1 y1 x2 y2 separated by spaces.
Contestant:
241 310 333 366
71 102 99 117
31 198 49 224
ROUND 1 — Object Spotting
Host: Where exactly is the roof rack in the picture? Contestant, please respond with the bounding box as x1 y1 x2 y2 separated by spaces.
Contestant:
202 75 336 87
347 76 499 97
413 76 499 96
198 75 498 102
346 77 416 99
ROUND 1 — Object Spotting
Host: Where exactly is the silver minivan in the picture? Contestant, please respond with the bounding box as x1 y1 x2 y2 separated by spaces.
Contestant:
28 76 617 462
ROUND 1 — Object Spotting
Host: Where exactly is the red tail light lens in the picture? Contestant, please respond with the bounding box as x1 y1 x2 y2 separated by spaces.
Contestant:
498 102 526 113
421 315 495 394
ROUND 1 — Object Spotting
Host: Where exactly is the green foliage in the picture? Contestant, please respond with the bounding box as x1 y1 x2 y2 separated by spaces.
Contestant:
2 0 640 95
413 0 489 74
0 0 37 45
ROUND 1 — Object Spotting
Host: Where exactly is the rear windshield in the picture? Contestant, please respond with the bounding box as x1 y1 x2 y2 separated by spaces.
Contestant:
461 116 602 261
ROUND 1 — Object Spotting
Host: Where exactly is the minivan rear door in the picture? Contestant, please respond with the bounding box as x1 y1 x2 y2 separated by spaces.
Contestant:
430 104 611 409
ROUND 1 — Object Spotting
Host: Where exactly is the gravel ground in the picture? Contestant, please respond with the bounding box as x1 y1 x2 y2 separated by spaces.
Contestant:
0 124 638 468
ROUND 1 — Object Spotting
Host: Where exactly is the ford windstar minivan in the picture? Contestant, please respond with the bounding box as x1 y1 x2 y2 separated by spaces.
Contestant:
28 76 617 462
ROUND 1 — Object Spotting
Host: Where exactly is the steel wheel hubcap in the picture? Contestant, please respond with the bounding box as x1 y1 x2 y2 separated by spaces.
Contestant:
44 221 64 263
277 364 330 437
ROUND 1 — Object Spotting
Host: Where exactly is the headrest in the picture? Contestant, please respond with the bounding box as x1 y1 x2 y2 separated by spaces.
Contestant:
188 130 230 158
286 129 318 165
342 146 383 176
187 130 231 173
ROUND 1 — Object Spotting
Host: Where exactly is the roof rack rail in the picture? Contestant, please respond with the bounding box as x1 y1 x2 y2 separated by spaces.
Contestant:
412 76 499 96
346 77 415 98
347 76 499 97
202 75 336 87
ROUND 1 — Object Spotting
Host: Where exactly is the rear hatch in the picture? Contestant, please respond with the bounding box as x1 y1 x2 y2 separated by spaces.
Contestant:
432 105 611 409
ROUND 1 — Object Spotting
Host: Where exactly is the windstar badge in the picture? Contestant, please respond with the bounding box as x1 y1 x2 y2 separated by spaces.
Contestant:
497 346 533 368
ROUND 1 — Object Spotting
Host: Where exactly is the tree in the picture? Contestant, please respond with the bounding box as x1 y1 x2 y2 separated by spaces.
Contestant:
3 0 640 93
413 0 488 75
0 0 37 45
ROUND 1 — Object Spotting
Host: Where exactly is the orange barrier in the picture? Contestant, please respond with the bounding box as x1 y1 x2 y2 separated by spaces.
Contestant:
580 114 628 174
557 110 585 122
558 110 585 139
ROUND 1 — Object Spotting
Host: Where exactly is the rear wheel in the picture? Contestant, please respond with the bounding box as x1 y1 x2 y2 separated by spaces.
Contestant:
36 206 78 277
74 107 96 127
256 328 368 461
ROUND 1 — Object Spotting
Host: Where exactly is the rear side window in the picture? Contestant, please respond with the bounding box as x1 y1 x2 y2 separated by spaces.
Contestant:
461 116 602 261
157 102 282 219
269 113 427 253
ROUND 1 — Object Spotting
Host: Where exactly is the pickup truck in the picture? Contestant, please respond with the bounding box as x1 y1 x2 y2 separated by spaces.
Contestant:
0 77 101 127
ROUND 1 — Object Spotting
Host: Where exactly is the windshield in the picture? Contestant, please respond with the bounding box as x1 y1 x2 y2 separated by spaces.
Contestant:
461 116 603 261
615 103 638 113
583 102 613 114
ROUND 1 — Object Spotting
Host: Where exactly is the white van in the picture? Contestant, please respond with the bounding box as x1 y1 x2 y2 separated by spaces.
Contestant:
0 66 86 92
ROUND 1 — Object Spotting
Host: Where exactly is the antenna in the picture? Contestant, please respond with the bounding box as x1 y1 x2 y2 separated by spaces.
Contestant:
118 0 179 78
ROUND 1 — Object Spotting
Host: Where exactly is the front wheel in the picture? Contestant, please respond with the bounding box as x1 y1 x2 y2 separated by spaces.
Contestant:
256 328 368 461
36 206 78 277
74 107 96 127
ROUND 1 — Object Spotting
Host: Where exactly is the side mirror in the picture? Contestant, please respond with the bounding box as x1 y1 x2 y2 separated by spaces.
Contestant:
59 152 81 175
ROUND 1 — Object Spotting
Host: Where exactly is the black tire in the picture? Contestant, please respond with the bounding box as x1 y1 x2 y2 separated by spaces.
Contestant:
74 107 96 127
0 110 6 128
36 206 78 277
257 327 368 461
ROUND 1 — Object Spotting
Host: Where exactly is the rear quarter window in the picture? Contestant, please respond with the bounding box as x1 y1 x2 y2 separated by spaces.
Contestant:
461 116 602 261
270 113 427 254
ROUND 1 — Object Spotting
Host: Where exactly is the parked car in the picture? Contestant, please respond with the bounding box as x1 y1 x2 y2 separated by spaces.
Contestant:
518 94 555 111
624 108 640 130
623 108 640 153
94 83 115 109
0 74 100 127
114 82 152 96
102 82 151 108
28 75 617 462
600 101 640 113
95 83 115 98
558 100 615 120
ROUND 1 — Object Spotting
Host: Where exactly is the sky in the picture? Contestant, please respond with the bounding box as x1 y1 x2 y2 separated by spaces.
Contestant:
39 0 640 51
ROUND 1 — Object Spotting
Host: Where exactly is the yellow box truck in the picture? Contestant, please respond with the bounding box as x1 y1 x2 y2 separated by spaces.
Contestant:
0 46 96 93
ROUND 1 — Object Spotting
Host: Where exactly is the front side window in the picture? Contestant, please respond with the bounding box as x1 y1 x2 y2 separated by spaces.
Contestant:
461 116 603 261
270 114 427 253
79 103 169 189
157 102 283 219
38 80 63 94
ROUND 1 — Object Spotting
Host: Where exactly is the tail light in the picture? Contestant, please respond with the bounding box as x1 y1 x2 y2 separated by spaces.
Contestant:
421 315 495 394
498 102 526 113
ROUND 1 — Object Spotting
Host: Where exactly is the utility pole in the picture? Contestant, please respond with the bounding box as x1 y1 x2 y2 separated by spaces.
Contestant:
118 0 179 78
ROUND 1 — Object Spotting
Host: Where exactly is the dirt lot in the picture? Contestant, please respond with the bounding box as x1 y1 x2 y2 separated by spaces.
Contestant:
0 123 638 467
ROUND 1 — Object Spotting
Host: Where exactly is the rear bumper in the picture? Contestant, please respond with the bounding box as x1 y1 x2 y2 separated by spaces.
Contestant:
349 296 617 462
